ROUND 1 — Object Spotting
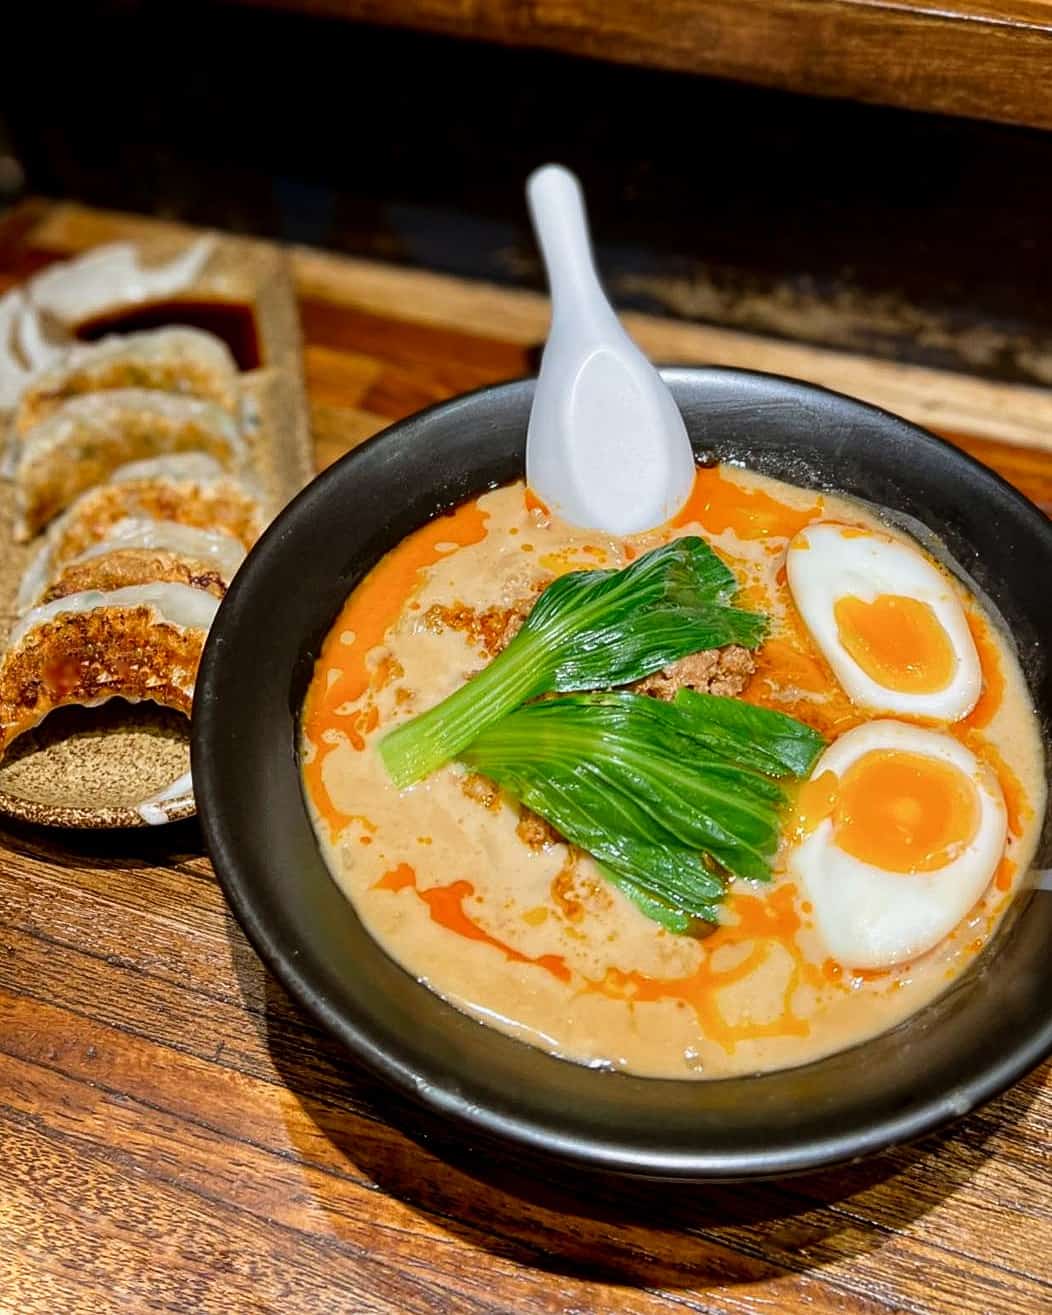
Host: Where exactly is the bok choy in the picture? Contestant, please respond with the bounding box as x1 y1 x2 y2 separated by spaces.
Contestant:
381 536 767 787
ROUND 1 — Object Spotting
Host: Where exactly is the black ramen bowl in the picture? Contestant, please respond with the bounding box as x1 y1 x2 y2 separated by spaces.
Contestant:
193 368 1052 1181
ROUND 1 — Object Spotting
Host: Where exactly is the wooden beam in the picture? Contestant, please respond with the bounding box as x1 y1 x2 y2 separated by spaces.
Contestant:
226 0 1052 130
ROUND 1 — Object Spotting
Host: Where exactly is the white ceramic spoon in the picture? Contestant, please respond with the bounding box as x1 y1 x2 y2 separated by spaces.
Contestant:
525 164 696 534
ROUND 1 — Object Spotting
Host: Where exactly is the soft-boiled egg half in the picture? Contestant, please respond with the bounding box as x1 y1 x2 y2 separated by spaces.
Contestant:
789 721 1006 968
786 522 981 722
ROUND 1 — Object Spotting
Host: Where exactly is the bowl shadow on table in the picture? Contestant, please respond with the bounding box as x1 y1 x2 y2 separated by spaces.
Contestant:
0 811 206 872
235 927 1042 1292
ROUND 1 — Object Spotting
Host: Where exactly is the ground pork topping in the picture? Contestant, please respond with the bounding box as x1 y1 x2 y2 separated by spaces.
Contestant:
631 645 756 700
424 591 540 659
460 772 501 810
516 808 561 851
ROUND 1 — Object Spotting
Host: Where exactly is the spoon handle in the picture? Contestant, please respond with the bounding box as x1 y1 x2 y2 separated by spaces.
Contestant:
526 164 608 325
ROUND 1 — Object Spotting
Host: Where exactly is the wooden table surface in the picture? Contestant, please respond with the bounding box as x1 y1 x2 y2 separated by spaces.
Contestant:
2 201 1052 1315
239 0 1052 132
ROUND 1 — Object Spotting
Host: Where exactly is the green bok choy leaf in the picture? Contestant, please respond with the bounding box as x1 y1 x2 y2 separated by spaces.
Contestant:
459 692 825 933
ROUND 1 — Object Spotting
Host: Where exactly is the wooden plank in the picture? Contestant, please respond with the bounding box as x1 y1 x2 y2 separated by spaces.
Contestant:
228 0 1052 131
0 1037 862 1315
2 939 1050 1314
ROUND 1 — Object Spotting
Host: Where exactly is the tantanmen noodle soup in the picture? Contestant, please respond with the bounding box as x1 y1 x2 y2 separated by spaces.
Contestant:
300 465 1045 1080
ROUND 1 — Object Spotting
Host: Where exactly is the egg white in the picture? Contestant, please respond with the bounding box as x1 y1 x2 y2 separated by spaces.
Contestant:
789 721 1007 969
786 522 981 721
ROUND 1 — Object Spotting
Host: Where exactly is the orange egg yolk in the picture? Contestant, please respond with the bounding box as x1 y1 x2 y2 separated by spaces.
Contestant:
833 749 980 874
834 594 956 694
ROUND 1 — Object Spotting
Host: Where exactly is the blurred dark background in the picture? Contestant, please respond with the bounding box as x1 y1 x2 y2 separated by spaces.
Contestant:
3 0 1052 385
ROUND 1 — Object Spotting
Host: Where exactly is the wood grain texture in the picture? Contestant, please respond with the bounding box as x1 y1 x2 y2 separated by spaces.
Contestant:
230 0 1052 130
2 200 1052 1315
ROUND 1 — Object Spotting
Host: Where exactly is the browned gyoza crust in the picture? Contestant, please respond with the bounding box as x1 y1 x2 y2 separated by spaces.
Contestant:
0 608 203 754
51 478 264 567
40 549 227 604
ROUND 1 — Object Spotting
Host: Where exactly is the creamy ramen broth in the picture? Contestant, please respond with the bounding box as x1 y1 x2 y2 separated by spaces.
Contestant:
302 467 1046 1079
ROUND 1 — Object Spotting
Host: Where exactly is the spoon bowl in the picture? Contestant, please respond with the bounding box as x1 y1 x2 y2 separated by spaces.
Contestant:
525 165 695 534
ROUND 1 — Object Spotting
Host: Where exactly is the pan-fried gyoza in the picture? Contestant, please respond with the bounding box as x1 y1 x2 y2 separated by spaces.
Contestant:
12 389 245 537
0 583 219 753
12 326 239 436
16 465 262 611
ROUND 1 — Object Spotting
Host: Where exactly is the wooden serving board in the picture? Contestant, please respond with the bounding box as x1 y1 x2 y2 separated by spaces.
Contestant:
0 221 313 827
1 200 1050 1315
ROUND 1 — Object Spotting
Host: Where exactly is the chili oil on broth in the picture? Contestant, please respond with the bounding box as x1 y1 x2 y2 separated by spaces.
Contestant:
301 465 1046 1080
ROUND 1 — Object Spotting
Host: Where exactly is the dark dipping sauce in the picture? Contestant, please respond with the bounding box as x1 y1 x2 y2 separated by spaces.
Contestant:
75 299 261 372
